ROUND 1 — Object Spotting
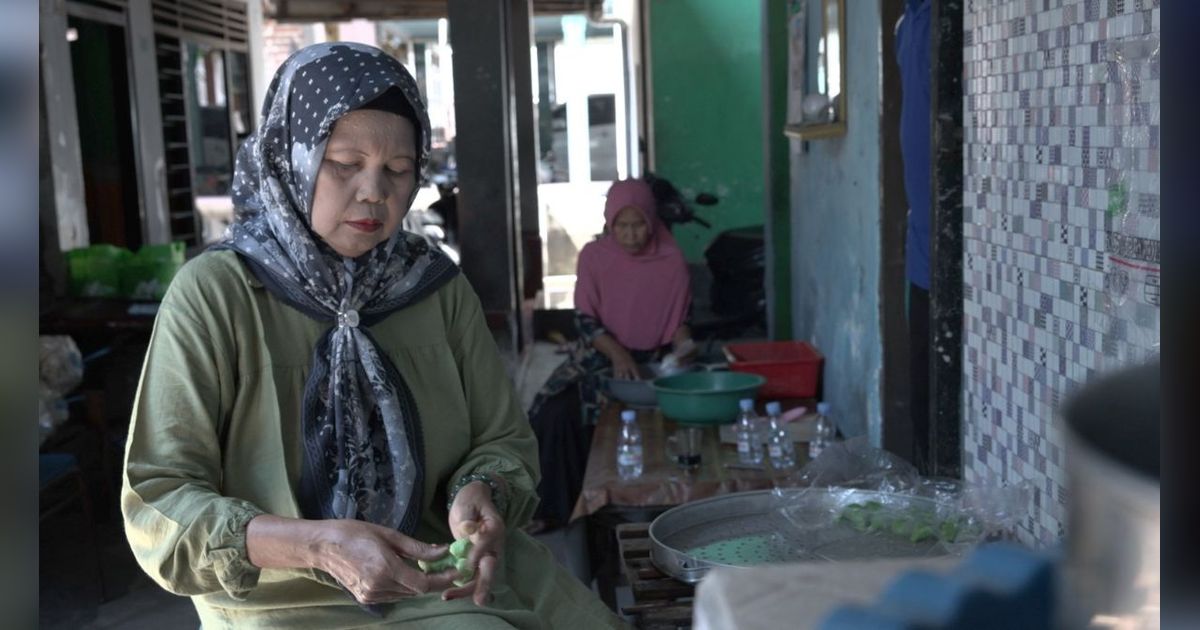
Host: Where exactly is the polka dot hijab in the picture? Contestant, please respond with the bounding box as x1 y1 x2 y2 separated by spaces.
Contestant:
215 42 458 537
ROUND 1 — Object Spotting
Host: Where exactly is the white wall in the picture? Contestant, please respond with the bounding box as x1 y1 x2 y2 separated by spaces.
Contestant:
789 0 883 443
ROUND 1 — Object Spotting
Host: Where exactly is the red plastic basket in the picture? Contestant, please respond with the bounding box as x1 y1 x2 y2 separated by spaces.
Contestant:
724 341 824 399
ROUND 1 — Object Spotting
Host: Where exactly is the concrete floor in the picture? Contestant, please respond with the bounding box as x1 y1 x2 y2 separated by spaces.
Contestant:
42 338 625 628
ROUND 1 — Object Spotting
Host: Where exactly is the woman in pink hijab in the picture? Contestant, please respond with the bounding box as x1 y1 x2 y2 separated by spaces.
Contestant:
526 179 693 531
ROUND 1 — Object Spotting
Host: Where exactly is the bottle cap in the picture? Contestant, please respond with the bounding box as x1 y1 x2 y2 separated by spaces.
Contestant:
765 401 782 416
739 399 755 411
817 402 831 415
621 410 637 422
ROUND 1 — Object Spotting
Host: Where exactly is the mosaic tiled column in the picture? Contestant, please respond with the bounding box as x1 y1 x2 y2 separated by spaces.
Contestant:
961 0 1160 545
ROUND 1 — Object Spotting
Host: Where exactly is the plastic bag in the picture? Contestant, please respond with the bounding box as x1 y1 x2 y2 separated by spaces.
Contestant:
39 336 83 442
916 477 1031 543
791 436 922 494
40 336 83 397
769 438 1031 559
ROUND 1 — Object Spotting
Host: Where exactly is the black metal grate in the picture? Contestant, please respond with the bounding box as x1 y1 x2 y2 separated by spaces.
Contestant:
69 0 130 13
151 0 248 50
155 34 200 246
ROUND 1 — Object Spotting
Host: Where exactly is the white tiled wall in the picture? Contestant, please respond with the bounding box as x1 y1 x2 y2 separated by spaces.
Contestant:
961 0 1160 545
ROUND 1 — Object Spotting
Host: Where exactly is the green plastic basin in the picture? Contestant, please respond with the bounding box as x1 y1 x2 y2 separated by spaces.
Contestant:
652 371 767 425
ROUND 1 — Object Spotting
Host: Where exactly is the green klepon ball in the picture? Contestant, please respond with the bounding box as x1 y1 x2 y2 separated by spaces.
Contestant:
418 555 455 573
910 524 936 543
418 537 475 578
939 519 960 543
450 538 473 559
453 558 475 587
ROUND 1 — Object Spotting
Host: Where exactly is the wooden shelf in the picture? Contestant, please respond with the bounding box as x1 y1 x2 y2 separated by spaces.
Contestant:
784 121 848 141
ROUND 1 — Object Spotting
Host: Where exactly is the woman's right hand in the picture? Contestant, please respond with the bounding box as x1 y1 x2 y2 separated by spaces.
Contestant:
610 349 640 380
312 519 458 605
246 515 453 606
591 332 639 380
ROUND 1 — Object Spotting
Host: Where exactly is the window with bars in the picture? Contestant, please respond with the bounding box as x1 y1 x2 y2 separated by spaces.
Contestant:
152 0 251 246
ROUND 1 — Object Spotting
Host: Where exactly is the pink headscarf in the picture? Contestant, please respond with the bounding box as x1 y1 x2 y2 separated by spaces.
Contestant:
574 179 692 351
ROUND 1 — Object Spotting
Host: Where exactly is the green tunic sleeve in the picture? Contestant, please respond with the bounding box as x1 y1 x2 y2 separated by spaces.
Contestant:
120 265 267 600
442 278 541 528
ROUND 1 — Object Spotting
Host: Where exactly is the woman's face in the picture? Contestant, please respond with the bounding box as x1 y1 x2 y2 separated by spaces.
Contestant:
613 206 651 255
311 109 418 258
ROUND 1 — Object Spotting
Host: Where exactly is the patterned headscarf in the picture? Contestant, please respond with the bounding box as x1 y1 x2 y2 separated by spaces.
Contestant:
574 179 691 351
215 42 458 535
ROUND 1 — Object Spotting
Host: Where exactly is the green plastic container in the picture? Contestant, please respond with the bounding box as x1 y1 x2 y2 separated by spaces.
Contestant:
121 242 186 300
66 244 133 298
652 371 767 425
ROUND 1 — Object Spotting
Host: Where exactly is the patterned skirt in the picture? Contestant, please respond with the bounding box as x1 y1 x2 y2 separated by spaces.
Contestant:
526 340 663 526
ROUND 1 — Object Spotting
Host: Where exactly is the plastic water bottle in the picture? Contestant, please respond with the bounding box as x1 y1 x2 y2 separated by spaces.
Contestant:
765 401 796 470
617 410 644 479
735 399 764 465
809 402 835 460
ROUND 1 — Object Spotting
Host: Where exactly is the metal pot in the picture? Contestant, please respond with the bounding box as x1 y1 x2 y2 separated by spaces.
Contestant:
601 365 659 408
602 363 700 408
1059 360 1159 628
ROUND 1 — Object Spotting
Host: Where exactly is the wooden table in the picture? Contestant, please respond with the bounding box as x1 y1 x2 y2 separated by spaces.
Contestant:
575 401 815 614
571 402 815 522
40 298 159 336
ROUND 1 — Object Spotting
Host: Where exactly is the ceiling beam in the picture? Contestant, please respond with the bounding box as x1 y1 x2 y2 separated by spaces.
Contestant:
264 0 589 23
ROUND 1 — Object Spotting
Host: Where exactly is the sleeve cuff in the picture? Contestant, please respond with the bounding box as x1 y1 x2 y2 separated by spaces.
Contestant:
203 501 267 601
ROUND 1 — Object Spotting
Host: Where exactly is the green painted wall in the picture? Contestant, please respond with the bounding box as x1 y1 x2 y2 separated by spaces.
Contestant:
648 0 765 262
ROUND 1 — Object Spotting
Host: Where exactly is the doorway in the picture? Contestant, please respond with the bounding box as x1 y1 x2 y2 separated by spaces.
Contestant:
880 0 964 477
68 15 142 250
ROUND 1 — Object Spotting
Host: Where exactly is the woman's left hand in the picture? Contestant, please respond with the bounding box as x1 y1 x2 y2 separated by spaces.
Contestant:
671 327 697 362
442 480 506 607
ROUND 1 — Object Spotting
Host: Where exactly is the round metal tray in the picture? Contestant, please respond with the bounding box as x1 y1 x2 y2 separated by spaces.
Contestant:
648 488 957 584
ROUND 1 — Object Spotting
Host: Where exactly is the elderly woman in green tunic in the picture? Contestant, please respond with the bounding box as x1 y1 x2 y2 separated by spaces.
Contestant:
121 42 625 629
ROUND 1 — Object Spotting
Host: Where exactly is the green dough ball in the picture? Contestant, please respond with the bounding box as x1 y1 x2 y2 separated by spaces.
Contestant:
910 524 936 543
940 519 960 543
418 537 474 577
840 505 870 531
867 511 890 533
864 501 884 511
418 555 456 573
453 558 475 587
891 517 914 537
450 538 473 559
